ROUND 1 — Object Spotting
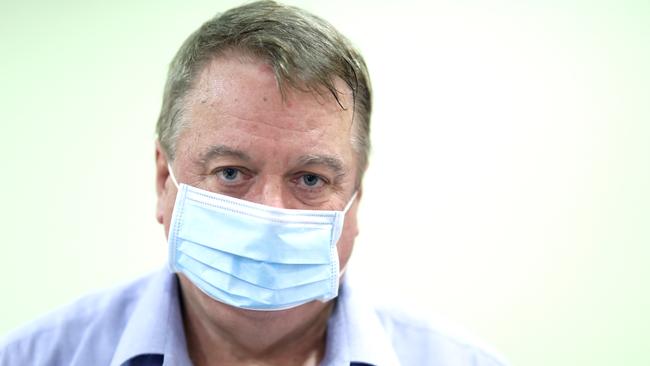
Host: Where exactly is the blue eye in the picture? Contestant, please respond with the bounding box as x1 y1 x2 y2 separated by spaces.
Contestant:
220 167 239 181
302 174 321 187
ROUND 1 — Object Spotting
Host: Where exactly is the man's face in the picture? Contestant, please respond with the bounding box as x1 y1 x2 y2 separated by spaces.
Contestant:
155 53 361 314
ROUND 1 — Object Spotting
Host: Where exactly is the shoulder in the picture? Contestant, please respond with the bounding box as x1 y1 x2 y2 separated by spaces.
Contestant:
0 271 159 366
337 273 509 366
373 302 509 366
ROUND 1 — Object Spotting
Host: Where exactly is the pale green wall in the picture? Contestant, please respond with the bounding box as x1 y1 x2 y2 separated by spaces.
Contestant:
1 1 649 365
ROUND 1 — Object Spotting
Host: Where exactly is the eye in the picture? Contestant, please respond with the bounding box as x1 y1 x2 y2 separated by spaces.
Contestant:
220 167 239 181
298 173 325 188
302 174 320 186
213 167 250 185
291 172 332 205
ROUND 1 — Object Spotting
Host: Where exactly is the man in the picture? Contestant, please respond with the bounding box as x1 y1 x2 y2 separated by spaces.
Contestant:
1 1 507 365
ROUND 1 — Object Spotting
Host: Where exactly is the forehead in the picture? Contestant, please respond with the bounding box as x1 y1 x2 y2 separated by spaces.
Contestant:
190 53 352 122
176 53 356 164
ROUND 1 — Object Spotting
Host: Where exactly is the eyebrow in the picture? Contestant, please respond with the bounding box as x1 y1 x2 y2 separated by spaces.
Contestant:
297 154 346 176
197 145 346 176
198 145 252 165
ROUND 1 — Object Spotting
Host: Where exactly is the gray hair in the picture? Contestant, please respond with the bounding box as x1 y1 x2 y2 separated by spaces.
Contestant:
155 0 372 182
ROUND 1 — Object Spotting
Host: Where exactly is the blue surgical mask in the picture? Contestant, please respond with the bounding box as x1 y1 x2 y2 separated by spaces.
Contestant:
166 166 356 311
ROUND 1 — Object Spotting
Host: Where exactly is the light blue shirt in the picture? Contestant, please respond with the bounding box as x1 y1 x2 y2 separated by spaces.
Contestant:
0 269 508 365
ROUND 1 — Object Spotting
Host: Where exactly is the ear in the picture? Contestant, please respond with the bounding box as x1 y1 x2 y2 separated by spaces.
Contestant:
155 141 171 224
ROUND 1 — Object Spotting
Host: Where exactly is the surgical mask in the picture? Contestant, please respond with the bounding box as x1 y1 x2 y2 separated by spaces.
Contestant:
166 166 356 311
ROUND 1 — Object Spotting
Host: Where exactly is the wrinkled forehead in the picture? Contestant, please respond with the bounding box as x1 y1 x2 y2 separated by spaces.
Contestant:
180 53 352 136
178 53 355 140
188 50 355 112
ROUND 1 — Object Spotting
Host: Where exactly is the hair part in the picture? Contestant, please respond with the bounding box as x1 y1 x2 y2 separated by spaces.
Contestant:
156 0 372 183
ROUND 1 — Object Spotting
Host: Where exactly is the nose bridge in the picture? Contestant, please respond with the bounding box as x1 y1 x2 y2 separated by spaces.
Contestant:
250 175 287 209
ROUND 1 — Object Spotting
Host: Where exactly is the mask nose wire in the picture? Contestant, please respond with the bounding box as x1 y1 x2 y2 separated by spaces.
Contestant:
167 164 179 189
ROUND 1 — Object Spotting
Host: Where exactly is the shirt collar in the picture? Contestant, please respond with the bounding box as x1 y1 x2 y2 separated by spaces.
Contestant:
323 272 402 366
110 269 192 366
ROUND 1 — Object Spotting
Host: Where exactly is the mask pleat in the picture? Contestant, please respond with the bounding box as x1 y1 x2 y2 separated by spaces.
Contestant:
177 253 336 304
179 199 335 264
176 240 333 289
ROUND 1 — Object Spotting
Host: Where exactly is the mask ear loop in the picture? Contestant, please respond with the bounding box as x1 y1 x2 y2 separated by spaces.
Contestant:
167 164 180 189
337 191 358 279
342 192 358 213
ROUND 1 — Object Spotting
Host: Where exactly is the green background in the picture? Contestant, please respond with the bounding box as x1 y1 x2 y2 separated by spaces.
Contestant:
1 1 649 365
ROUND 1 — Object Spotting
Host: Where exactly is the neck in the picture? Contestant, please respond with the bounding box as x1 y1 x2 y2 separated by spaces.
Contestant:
179 276 333 366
